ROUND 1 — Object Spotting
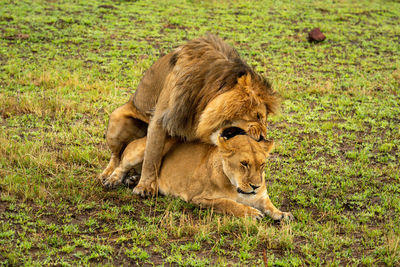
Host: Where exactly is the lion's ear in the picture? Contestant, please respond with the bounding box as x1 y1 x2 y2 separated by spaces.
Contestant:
261 140 274 154
237 73 251 87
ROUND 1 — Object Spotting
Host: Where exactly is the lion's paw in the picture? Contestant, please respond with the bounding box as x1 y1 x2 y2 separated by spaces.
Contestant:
102 173 123 189
98 163 118 184
98 172 110 184
132 183 157 198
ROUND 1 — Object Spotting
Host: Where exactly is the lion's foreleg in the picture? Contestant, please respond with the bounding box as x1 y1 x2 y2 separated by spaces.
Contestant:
132 118 166 197
192 197 264 219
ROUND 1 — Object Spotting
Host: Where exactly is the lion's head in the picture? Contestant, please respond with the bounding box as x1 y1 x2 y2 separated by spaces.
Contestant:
217 128 274 195
157 35 280 143
196 72 280 143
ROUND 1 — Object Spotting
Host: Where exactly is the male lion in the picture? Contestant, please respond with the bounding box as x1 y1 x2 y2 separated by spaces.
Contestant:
103 127 293 220
99 35 280 197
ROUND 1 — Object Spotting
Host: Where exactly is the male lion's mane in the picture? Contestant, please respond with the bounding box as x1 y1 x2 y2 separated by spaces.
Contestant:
159 35 279 139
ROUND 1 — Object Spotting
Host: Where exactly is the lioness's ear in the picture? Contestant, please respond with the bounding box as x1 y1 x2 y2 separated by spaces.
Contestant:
217 136 228 149
261 140 274 154
217 136 233 156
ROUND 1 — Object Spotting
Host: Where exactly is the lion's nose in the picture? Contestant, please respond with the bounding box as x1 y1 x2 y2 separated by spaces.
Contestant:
250 184 260 190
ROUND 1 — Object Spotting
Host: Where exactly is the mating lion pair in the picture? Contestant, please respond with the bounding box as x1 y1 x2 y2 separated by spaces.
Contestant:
99 35 293 220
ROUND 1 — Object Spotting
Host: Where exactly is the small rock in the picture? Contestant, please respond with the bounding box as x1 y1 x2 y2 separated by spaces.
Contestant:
17 34 30 39
4 34 29 40
308 28 326 42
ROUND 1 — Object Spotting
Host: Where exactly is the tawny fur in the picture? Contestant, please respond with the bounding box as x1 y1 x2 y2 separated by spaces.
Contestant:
99 35 280 196
103 134 293 220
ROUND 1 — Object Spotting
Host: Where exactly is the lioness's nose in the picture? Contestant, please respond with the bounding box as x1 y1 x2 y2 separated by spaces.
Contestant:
250 184 260 190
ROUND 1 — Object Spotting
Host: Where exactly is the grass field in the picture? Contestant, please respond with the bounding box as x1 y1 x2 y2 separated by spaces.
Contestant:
1 0 399 265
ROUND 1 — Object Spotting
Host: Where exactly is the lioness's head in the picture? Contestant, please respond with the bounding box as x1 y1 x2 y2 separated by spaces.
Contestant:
217 128 274 195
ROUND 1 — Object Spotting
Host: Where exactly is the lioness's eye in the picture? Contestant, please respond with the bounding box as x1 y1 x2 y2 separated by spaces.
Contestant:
256 113 261 120
240 161 249 168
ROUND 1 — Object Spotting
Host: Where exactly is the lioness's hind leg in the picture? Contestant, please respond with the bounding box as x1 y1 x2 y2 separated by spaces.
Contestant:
122 172 140 187
103 137 147 188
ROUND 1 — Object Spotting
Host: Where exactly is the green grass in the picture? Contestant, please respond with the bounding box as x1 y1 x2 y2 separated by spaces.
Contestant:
1 0 399 265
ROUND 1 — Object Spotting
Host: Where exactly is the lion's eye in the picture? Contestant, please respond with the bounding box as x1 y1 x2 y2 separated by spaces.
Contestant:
256 113 261 120
241 161 249 168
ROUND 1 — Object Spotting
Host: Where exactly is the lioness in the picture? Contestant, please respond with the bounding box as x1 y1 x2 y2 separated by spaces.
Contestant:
99 35 280 197
103 128 293 220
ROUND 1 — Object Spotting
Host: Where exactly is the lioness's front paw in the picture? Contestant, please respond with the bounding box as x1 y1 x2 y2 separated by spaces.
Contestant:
246 207 264 220
102 173 122 189
281 212 294 221
271 211 294 221
132 183 157 198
